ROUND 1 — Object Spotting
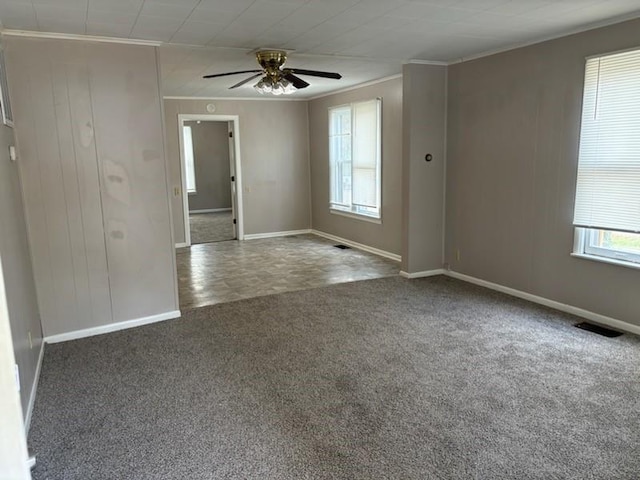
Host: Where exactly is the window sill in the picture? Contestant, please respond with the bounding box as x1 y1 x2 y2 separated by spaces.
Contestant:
330 208 381 224
571 253 640 271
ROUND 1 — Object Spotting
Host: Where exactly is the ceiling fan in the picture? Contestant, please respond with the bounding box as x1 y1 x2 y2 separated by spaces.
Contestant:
202 49 342 95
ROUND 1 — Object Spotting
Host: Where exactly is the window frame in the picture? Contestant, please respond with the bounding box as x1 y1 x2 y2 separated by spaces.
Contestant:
573 228 640 269
571 46 640 270
328 98 382 222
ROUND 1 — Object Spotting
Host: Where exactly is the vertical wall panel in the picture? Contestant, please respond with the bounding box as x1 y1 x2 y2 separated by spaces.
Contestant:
28 61 79 330
5 37 177 337
6 53 58 336
89 44 176 322
66 63 113 329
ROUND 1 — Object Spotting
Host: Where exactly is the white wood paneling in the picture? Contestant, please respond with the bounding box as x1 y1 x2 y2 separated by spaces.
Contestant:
89 42 176 323
5 37 178 337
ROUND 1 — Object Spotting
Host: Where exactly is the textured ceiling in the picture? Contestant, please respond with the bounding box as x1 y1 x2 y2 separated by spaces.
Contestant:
1 0 639 98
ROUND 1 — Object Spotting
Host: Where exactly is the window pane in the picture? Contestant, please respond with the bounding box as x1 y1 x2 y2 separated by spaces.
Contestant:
573 50 640 232
328 99 381 219
329 107 352 207
352 99 380 209
591 230 640 254
183 126 196 193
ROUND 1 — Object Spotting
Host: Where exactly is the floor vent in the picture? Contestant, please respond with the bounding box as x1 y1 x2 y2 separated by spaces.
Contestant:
574 322 623 338
334 244 351 250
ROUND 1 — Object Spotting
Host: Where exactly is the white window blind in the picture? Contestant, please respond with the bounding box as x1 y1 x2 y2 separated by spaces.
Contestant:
183 126 196 193
573 48 640 233
329 98 381 218
352 100 380 208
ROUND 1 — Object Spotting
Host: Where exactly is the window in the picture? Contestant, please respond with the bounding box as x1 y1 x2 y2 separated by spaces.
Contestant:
183 126 196 194
573 48 640 266
329 98 381 220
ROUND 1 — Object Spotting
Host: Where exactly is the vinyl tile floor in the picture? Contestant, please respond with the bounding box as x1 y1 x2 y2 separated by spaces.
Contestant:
176 234 400 309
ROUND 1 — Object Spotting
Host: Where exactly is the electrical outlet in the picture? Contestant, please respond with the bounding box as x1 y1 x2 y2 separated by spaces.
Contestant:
28 331 33 349
173 186 181 196
456 249 461 262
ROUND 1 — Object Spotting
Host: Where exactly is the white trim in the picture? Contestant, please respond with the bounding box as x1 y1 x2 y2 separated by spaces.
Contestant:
445 271 640 336
243 229 311 240
177 114 244 244
189 208 231 214
400 269 446 279
307 74 402 101
406 59 448 66
447 12 640 65
44 310 181 344
24 341 44 433
163 96 306 102
1 29 161 46
571 253 640 271
330 208 381 224
175 242 189 248
311 229 401 262
177 117 192 246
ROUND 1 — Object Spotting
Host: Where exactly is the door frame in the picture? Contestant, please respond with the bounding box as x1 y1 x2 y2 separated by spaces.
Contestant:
177 114 244 246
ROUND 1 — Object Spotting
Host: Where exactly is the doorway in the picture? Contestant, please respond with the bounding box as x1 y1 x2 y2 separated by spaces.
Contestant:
178 114 243 246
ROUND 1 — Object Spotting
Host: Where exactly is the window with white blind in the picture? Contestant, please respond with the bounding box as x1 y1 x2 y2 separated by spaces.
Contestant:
329 99 381 220
573 48 640 266
183 126 197 194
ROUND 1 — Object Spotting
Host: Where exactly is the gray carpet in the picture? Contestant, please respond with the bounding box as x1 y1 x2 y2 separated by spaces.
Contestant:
189 211 234 244
29 276 640 479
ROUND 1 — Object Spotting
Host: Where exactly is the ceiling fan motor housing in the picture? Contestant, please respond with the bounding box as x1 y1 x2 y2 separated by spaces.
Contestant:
256 50 288 79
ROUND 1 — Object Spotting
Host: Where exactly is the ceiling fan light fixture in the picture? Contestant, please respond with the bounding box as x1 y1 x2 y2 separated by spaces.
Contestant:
254 77 273 94
253 76 297 96
281 78 296 95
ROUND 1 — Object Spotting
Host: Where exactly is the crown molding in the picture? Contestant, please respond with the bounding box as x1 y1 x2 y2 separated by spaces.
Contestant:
0 29 161 46
447 12 640 65
307 74 402 101
163 95 306 102
406 59 448 66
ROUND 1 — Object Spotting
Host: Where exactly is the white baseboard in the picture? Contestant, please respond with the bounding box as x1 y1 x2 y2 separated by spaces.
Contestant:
189 208 231 214
44 310 182 344
446 271 640 336
175 242 188 248
311 230 401 262
24 340 44 433
400 269 446 279
243 229 311 240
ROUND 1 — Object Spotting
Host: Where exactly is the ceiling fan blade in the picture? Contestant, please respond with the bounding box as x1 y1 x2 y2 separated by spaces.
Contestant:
229 73 263 89
289 68 342 80
283 72 310 89
202 69 261 79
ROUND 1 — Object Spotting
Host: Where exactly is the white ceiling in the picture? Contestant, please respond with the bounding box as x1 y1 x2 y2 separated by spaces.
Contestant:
1 0 639 98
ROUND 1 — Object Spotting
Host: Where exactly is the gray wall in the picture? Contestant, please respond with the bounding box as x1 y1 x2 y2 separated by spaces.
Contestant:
185 120 231 212
165 99 310 243
446 17 640 328
0 115 42 419
6 37 178 338
402 64 447 273
309 77 403 256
